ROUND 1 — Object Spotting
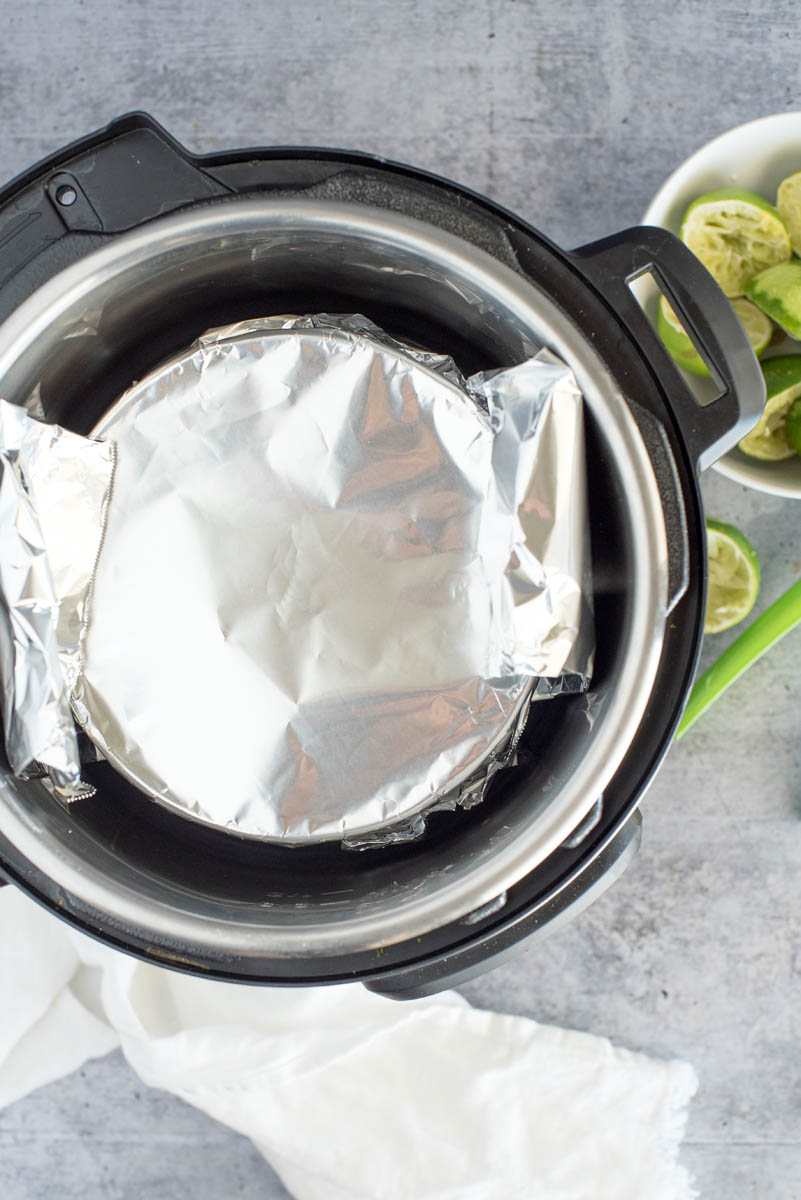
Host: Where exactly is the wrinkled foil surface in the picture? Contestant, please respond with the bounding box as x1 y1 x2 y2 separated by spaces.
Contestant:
0 400 113 796
72 317 591 840
0 314 592 841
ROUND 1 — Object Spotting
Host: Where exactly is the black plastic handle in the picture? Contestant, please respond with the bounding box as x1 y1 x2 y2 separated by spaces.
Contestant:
570 226 765 472
364 809 641 1000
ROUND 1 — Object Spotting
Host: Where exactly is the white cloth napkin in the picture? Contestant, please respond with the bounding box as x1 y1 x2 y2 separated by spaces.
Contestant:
0 886 698 1199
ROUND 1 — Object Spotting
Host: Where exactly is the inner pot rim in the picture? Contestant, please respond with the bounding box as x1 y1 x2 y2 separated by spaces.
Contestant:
0 198 668 955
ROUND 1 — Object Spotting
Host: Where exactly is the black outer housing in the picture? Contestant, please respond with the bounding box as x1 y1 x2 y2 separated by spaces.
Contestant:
0 114 743 994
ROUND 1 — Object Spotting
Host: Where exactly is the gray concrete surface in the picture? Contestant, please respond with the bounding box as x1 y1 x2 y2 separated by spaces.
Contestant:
0 1 800 1197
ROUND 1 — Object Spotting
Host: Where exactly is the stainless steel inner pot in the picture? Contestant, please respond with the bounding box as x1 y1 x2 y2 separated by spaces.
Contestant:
0 199 668 958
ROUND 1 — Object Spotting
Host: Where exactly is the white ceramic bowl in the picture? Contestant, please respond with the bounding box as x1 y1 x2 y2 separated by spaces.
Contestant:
642 112 801 498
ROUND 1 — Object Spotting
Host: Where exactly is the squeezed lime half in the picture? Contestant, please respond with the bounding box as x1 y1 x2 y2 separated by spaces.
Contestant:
777 169 801 256
705 518 760 635
681 188 791 297
657 294 772 376
739 354 801 460
746 260 801 340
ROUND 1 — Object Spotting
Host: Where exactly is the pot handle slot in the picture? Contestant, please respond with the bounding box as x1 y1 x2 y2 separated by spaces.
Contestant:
363 810 641 1000
569 227 765 472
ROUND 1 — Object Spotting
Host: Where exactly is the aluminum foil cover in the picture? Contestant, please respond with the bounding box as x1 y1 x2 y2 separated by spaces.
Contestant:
64 316 591 841
0 314 592 839
0 400 113 797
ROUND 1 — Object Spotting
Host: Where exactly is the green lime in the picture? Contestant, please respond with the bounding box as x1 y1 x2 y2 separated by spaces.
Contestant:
777 169 801 256
704 518 760 635
657 296 709 376
745 260 801 339
738 354 801 460
731 296 776 357
680 188 791 297
657 294 773 377
786 396 801 455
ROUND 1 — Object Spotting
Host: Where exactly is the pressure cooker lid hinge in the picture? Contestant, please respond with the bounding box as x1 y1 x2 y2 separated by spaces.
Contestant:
0 116 236 293
44 172 103 232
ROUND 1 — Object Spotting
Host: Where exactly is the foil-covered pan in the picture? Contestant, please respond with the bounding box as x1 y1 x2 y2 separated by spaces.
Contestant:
1 316 593 842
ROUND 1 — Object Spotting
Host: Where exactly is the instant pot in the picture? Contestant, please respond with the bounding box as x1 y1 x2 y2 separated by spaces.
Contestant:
0 113 763 997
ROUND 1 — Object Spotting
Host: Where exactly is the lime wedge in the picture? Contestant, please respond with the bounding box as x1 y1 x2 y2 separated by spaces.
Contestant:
680 188 791 297
738 354 801 460
777 169 801 256
657 294 772 377
705 518 760 635
745 260 801 339
786 397 801 455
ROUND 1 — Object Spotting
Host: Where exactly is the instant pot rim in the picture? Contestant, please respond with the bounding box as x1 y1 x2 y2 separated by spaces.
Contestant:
0 196 672 959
